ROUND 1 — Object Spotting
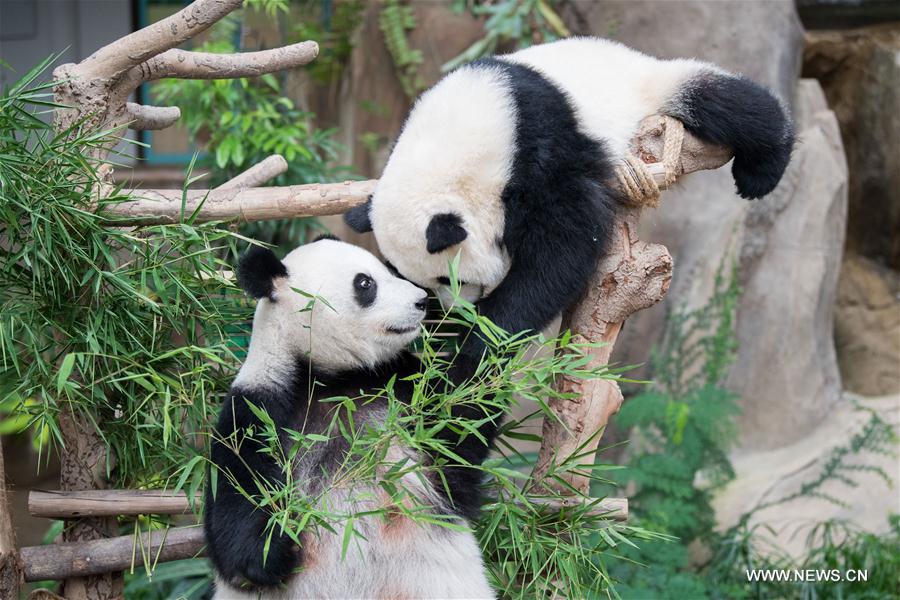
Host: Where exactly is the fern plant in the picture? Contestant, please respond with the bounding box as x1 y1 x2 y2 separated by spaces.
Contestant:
607 258 742 598
378 0 425 98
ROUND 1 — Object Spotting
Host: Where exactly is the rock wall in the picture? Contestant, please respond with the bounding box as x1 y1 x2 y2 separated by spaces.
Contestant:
803 25 900 396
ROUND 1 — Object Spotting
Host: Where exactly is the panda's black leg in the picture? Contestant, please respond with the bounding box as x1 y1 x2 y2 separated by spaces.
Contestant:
205 390 302 588
665 74 794 199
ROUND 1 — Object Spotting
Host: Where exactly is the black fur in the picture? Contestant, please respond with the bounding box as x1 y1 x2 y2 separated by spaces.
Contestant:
352 273 377 308
665 74 794 200
313 233 340 242
205 351 496 589
204 380 302 589
344 196 373 232
237 246 288 300
462 58 618 358
426 213 468 254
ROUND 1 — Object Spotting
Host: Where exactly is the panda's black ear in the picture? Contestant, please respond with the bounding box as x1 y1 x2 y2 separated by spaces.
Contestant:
313 233 340 242
426 213 468 254
237 245 288 300
344 196 373 233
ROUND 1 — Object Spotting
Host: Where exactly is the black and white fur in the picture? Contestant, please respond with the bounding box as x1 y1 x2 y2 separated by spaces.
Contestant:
345 37 794 358
205 237 495 599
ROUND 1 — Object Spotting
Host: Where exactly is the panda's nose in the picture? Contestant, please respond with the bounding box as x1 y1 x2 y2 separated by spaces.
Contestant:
414 296 428 312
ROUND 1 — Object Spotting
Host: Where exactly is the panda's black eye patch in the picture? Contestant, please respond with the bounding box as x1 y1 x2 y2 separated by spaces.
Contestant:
353 273 377 308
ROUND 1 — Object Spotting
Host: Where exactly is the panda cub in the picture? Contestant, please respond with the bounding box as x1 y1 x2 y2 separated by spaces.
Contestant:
205 237 495 599
345 37 795 362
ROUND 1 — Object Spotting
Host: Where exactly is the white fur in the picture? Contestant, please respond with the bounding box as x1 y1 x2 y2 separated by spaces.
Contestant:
234 240 428 385
504 37 720 157
371 63 516 304
370 37 720 302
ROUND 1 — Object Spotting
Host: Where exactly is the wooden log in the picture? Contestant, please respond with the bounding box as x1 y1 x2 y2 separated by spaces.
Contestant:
20 527 205 583
28 488 629 521
103 180 377 226
29 490 199 519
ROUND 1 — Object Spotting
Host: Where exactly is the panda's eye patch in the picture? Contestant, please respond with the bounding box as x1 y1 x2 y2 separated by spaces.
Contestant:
353 273 377 308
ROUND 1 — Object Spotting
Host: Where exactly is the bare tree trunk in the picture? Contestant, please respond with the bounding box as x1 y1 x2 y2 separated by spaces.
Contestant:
58 408 122 600
0 441 23 599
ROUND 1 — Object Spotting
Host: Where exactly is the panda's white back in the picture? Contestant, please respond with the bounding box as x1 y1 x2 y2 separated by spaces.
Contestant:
502 37 716 157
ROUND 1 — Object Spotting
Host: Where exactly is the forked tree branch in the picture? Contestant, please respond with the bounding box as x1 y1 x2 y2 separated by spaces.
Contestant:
76 0 243 80
54 0 318 138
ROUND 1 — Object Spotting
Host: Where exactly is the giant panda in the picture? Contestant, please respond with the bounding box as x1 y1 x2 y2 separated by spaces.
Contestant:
345 37 794 362
204 237 496 599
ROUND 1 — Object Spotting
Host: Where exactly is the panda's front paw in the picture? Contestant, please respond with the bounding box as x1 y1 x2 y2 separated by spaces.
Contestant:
732 144 792 200
220 534 301 590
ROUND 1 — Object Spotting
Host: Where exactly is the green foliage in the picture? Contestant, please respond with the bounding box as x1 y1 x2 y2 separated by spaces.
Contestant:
708 515 900 600
0 58 247 488
378 0 425 98
607 253 898 599
618 260 741 540
443 0 570 71
608 258 742 598
295 0 366 85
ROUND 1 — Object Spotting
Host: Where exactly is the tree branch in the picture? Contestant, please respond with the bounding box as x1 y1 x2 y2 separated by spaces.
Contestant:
124 103 181 131
533 116 732 496
0 442 23 599
102 180 377 225
215 154 288 190
77 0 244 80
119 42 319 93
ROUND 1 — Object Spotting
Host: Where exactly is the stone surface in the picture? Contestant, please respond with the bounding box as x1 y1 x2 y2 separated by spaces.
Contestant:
804 25 900 269
834 254 900 395
713 392 899 559
616 80 849 450
562 0 804 107
728 79 848 449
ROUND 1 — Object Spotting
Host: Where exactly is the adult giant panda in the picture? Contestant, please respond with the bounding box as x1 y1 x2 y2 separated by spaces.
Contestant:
205 237 496 599
345 37 794 360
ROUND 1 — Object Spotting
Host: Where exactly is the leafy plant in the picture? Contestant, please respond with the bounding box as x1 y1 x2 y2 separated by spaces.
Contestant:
444 0 570 71
606 258 742 598
0 56 248 490
378 0 425 98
